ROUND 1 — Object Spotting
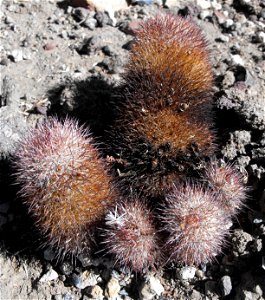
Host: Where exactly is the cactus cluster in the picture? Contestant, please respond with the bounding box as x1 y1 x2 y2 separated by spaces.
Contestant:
13 14 247 271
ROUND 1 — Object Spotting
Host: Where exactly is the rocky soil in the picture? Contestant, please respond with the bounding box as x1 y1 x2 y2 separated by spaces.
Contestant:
0 0 264 299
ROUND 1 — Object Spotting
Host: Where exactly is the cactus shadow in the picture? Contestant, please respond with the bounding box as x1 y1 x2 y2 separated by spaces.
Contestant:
0 158 42 262
46 75 119 141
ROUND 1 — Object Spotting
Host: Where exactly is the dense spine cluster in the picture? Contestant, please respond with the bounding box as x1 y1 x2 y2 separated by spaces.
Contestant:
14 118 116 255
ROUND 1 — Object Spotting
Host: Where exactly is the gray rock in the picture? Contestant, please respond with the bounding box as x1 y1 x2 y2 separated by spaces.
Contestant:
83 18 97 30
43 248 56 261
71 271 100 289
232 229 253 255
220 275 232 296
59 261 73 276
139 274 164 300
72 7 90 22
223 70 235 87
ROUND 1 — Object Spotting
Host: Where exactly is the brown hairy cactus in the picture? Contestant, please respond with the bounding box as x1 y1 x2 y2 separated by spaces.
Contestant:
14 117 116 256
123 14 213 113
108 14 216 198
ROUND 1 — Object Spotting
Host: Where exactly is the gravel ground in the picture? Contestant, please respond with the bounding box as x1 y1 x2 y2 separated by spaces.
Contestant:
0 0 264 299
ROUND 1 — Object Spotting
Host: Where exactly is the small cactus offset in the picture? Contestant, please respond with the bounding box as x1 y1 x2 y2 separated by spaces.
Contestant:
160 184 229 266
14 117 116 256
204 160 247 217
102 200 160 272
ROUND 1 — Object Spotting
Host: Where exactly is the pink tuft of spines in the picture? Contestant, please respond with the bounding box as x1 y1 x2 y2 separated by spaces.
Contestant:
160 184 229 266
102 200 160 272
204 161 247 217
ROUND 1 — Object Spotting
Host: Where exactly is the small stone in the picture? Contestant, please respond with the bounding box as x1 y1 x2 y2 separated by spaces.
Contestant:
43 248 56 261
241 290 260 300
196 0 211 9
39 269 58 282
200 10 211 19
218 34 229 42
223 70 235 87
195 270 205 279
232 229 253 255
0 58 8 66
139 275 164 300
223 19 234 28
10 49 23 62
72 271 99 289
177 267 196 280
78 254 92 267
254 285 263 296
256 31 265 45
219 275 232 296
90 285 104 300
95 11 113 27
63 293 75 300
211 0 222 10
59 261 73 276
83 18 97 30
22 49 31 60
72 7 89 22
231 54 245 66
105 277 120 299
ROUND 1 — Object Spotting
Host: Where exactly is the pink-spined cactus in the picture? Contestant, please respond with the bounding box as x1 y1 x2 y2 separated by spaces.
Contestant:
160 183 229 266
204 160 247 217
102 200 160 272
14 117 116 256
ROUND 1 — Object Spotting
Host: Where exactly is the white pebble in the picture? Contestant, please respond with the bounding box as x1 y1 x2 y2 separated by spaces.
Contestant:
105 277 121 299
10 49 23 62
224 19 234 28
256 32 265 45
231 54 245 66
196 0 211 9
177 266 196 280
39 269 58 282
